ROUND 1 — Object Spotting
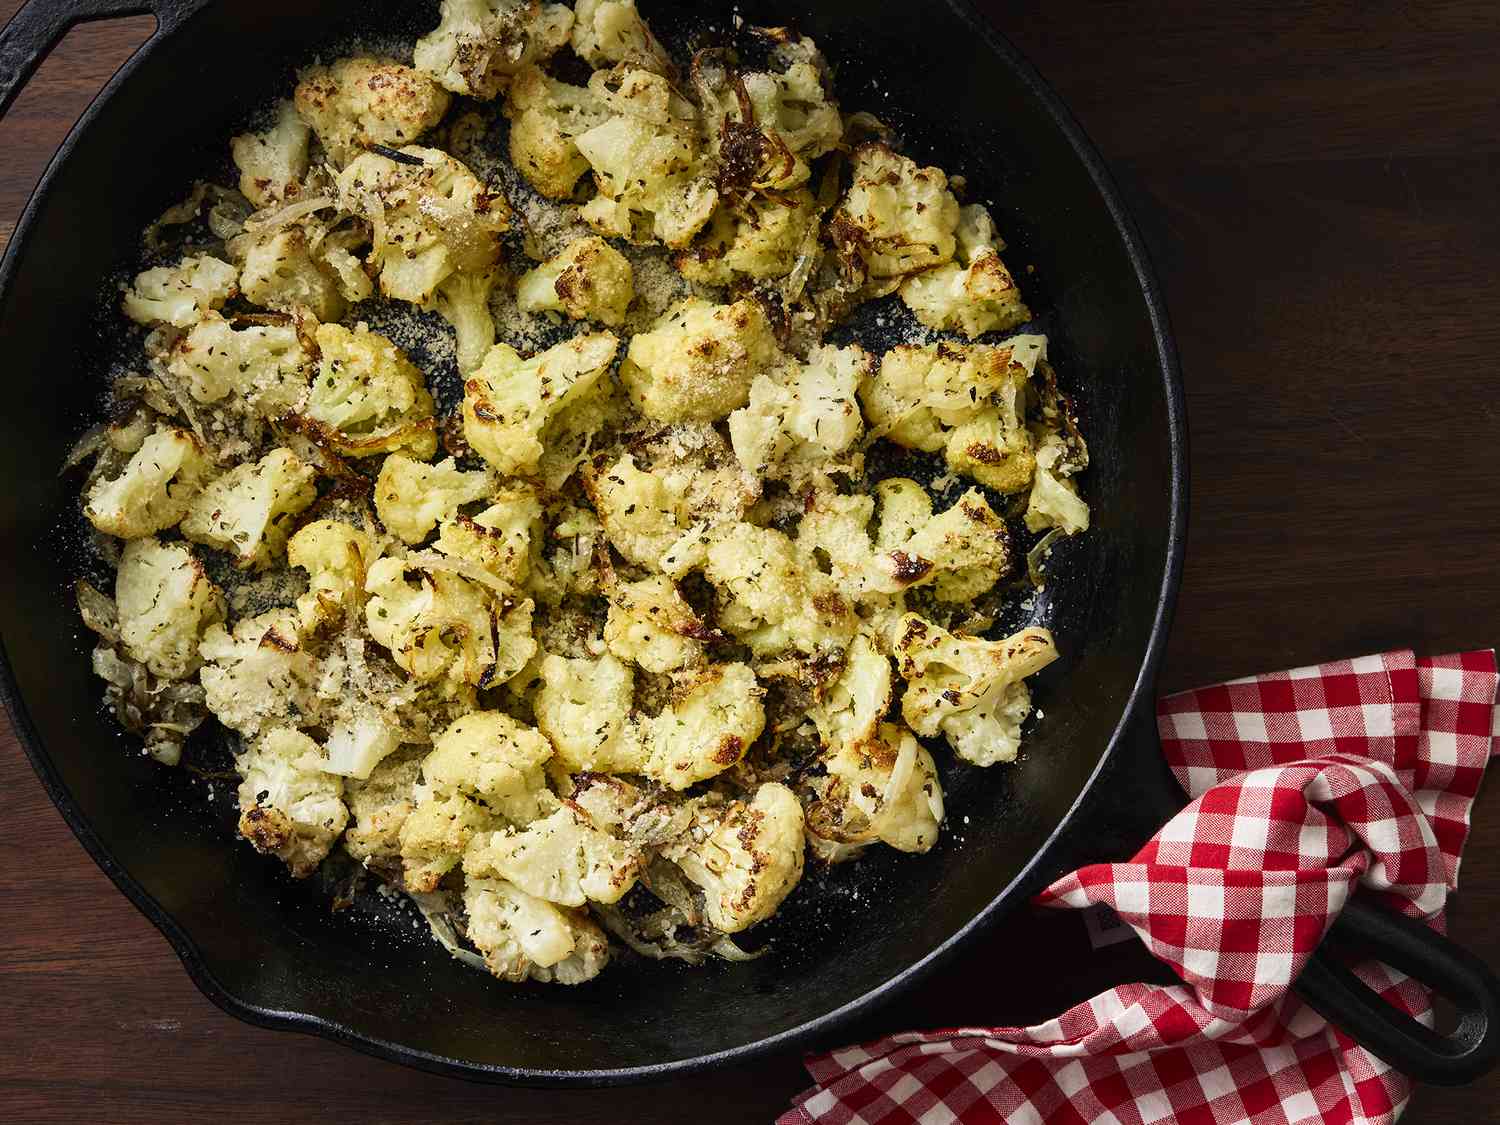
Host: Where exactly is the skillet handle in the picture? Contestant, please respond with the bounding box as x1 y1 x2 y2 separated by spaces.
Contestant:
1292 896 1500 1086
1107 710 1500 1085
0 0 202 121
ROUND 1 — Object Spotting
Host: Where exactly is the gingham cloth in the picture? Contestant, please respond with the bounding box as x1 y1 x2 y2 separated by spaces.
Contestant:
780 649 1500 1125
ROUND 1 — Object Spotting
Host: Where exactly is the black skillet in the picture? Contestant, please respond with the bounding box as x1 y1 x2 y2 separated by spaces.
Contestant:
1 0 1496 1089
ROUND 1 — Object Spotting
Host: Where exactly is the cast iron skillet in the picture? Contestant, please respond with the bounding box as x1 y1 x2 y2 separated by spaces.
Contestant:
1 0 1496 1089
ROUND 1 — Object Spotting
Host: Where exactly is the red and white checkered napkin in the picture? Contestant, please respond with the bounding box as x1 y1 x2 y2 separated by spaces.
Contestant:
780 649 1500 1125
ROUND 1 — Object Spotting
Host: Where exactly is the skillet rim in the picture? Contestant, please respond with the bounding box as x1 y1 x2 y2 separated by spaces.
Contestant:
0 0 1188 1087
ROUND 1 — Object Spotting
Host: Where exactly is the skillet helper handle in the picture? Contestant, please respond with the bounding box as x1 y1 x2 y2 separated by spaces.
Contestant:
0 0 196 120
1292 895 1500 1086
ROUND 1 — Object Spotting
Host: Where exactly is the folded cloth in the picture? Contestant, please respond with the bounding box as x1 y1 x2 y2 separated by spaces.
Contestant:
781 650 1500 1125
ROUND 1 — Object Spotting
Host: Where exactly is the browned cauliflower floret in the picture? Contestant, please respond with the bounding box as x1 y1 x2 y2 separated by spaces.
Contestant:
235 226 350 324
464 804 642 906
516 236 634 326
83 424 214 540
900 204 1030 339
415 0 574 100
235 728 349 877
619 297 781 423
703 522 856 656
198 609 317 738
533 651 637 773
603 574 710 674
503 66 610 198
462 333 618 476
375 454 493 545
399 791 494 892
628 662 766 790
462 876 611 983
727 344 868 474
121 255 238 328
833 143 960 281
860 335 1046 493
179 448 318 570
675 191 819 286
574 69 718 248
299 322 438 459
334 146 509 305
807 722 943 857
364 556 536 688
663 782 805 933
871 488 1011 603
165 310 313 418
433 484 541 588
808 631 892 754
294 56 451 165
230 100 311 208
892 616 1059 766
342 746 423 868
420 709 553 822
570 0 671 73
287 519 375 632
115 537 225 682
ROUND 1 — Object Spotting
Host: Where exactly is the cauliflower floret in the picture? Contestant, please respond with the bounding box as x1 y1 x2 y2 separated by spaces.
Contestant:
464 804 641 906
420 710 553 822
874 488 1010 603
892 616 1059 765
375 455 493 545
83 425 214 539
462 876 610 984
400 791 494 891
287 519 375 632
426 267 502 375
704 522 855 656
415 0 574 100
620 298 781 423
122 254 238 328
364 556 537 688
434 484 541 587
583 453 684 569
179 448 317 569
294 56 451 165
230 99 311 208
693 39 841 195
301 322 437 459
342 746 422 867
675 190 818 285
604 575 709 673
834 143 960 280
1026 465 1090 535
236 226 348 323
335 146 510 305
503 66 610 198
516 236 634 326
462 332 618 475
166 310 313 417
727 344 868 473
199 609 317 737
533 652 638 772
810 722 943 855
570 0 670 73
809 632 892 753
115 538 225 681
574 69 718 248
235 728 349 877
663 782 805 933
630 662 765 790
861 335 1046 492
901 204 1030 339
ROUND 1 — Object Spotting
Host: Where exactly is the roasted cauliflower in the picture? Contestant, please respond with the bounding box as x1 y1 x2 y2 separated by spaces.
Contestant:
414 0 573 100
294 56 451 165
516 236 634 326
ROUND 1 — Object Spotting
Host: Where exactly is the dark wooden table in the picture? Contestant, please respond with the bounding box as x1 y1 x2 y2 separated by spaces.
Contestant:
3 2 1498 1121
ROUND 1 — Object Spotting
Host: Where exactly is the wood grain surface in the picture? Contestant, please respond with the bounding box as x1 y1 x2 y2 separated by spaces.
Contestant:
3 2 1498 1121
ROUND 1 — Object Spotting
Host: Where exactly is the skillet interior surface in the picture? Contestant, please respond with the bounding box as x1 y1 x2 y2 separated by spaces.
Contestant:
0 0 1183 1080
